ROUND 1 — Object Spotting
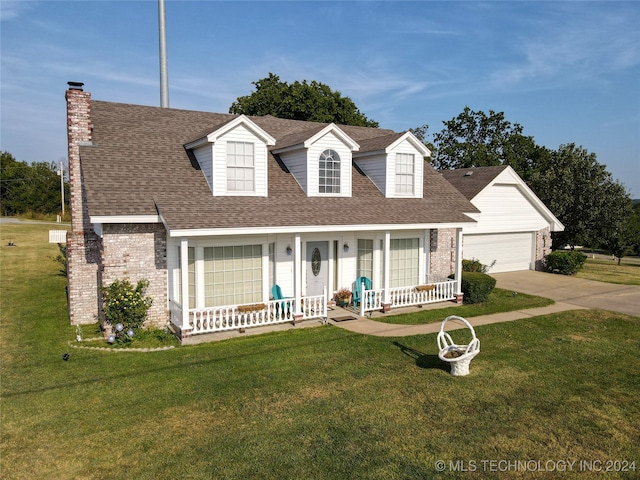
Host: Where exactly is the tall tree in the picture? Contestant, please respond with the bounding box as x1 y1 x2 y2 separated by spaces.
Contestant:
0 151 67 216
430 107 545 179
528 143 632 249
229 73 378 127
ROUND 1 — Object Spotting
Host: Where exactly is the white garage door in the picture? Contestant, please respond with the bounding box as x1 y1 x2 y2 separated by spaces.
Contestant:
463 233 533 273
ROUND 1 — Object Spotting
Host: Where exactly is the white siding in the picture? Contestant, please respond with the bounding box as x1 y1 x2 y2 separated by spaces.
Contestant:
279 149 308 192
354 153 387 195
211 124 269 197
307 131 353 197
469 184 550 234
192 144 214 190
464 232 533 273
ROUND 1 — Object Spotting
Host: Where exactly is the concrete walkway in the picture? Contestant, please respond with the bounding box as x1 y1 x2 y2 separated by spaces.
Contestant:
329 270 639 337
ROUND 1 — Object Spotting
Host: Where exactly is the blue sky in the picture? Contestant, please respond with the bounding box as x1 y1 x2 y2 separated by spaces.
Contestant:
2 0 639 197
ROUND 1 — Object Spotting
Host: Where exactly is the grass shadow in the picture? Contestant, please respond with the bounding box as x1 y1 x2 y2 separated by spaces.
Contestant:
392 341 448 372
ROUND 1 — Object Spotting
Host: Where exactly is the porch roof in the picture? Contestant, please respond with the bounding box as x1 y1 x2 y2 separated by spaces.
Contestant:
80 101 478 232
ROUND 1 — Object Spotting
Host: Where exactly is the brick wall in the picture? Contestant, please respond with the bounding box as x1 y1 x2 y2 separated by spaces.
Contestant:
66 85 101 325
430 228 456 278
101 224 169 327
535 227 551 271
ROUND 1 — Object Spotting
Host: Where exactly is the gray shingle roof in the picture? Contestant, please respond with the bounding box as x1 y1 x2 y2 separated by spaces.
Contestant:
80 101 478 231
440 166 508 200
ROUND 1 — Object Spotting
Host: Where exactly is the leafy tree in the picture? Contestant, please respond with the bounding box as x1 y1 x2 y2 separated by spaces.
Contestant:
528 143 632 250
408 124 435 154
606 199 639 263
0 151 68 217
229 73 378 127
432 107 541 172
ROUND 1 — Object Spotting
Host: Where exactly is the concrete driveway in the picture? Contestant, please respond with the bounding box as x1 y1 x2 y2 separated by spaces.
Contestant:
492 270 640 317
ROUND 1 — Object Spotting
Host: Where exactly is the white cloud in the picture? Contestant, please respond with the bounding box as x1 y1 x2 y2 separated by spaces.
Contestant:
0 0 36 22
490 6 640 89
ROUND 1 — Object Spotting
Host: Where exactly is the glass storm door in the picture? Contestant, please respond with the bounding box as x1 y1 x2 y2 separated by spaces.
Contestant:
306 241 328 297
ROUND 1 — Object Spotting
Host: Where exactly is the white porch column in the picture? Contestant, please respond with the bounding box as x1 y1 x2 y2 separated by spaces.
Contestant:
180 237 189 329
262 242 269 303
454 227 464 303
293 233 303 321
382 231 391 312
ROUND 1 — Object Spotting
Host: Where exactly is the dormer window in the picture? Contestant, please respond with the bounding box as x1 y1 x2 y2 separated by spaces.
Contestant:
395 153 415 195
319 149 341 194
227 141 255 192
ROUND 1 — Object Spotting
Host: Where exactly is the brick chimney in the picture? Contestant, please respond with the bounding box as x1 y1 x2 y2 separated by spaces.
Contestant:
65 82 92 232
65 82 100 325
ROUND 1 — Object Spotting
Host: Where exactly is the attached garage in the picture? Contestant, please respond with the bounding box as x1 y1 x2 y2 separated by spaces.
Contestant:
463 232 533 273
442 166 564 273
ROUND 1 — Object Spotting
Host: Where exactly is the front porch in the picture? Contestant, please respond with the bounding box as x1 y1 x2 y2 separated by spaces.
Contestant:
169 276 458 341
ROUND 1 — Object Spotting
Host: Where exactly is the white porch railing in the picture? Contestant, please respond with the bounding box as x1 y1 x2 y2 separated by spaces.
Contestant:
358 276 457 315
170 292 327 336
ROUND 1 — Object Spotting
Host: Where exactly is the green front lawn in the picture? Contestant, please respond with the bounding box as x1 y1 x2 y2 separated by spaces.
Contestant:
577 257 640 285
378 288 554 325
2 223 639 479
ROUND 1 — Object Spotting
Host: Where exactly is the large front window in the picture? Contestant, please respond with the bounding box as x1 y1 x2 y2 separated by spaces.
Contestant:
395 153 414 195
319 149 341 194
227 142 255 192
203 245 262 306
390 238 419 287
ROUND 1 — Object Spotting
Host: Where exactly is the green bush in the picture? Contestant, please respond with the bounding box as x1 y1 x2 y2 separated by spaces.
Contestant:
100 279 153 342
462 258 495 273
460 272 496 304
545 250 587 275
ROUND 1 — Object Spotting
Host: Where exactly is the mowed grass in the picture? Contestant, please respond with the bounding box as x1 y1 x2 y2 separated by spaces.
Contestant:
578 257 640 285
378 288 553 325
1 223 639 479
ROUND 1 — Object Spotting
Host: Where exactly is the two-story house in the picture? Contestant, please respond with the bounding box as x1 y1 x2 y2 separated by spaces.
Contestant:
65 82 479 341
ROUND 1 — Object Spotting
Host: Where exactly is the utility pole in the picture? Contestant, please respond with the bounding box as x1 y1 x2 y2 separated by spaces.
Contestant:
158 0 169 108
59 159 65 218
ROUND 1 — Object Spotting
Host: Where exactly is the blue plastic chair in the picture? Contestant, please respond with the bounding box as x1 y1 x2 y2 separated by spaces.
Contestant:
351 276 372 309
271 284 292 318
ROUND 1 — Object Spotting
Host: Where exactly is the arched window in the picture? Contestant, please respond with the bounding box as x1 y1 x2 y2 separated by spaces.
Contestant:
319 149 340 194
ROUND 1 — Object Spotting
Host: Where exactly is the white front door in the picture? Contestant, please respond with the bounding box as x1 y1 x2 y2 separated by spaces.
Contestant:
306 241 328 296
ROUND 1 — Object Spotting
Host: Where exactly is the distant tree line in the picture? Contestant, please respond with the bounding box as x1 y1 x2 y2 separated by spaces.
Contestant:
0 151 69 218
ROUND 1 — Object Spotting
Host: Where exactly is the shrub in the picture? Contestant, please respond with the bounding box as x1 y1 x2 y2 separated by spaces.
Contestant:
545 250 587 275
101 279 153 338
460 272 496 304
462 258 496 273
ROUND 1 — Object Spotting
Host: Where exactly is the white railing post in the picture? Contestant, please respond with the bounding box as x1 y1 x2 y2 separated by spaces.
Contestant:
360 280 365 317
323 286 328 322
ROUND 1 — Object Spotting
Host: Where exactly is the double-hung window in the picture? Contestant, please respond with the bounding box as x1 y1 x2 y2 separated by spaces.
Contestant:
395 153 414 195
319 149 340 194
227 142 254 192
